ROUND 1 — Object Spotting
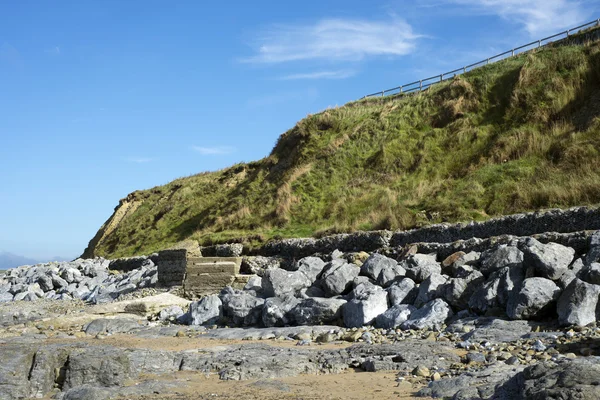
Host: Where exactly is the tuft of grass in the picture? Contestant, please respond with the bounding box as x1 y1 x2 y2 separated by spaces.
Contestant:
84 36 600 258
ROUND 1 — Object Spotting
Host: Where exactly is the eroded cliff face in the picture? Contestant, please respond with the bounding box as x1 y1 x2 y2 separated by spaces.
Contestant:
81 193 143 258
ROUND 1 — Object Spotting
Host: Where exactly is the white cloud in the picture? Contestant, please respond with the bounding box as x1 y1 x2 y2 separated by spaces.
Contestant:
277 69 357 80
191 146 235 155
126 157 152 163
244 17 420 63
447 0 589 36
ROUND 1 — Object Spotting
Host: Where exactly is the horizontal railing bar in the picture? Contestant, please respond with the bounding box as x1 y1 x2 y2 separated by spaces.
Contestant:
360 18 600 101
541 31 567 42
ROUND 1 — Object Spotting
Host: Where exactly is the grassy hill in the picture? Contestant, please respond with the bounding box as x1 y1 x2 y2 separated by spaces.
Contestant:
84 35 600 259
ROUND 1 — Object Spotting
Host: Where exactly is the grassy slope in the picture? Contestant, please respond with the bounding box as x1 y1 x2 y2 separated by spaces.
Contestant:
86 39 600 258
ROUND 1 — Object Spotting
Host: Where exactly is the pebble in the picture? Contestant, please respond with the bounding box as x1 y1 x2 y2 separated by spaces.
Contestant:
412 366 430 377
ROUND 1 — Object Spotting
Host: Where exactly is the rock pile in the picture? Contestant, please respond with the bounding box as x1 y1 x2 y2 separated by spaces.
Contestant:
187 232 600 330
0 257 157 304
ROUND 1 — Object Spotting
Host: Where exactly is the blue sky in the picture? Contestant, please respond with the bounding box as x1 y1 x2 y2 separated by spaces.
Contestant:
1 0 598 261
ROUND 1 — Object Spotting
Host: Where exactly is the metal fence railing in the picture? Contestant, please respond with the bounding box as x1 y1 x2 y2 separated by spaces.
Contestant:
362 18 600 100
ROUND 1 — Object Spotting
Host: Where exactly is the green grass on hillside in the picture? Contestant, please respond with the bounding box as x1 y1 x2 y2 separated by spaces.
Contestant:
86 37 600 258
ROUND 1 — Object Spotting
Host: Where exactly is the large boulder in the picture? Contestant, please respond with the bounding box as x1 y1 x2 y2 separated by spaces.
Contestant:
557 278 600 326
188 294 223 325
387 278 418 306
479 246 524 277
522 239 575 280
320 260 360 296
440 271 484 309
400 299 454 331
295 257 327 282
375 305 416 329
376 263 407 287
343 283 389 327
402 254 441 283
506 277 561 320
261 257 326 297
290 298 346 325
261 269 311 298
414 273 448 308
262 296 300 327
469 266 525 316
360 254 398 281
219 287 265 326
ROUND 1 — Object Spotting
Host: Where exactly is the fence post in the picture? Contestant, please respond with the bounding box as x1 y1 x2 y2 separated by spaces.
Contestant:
511 49 514 56
486 58 489 64
419 80 422 90
538 40 541 48
567 29 570 37
463 66 466 73
440 74 443 82
400 86 403 94
381 91 384 97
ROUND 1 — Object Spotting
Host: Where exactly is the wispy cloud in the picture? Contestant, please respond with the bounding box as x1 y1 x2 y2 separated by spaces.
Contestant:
126 157 153 163
244 17 420 63
277 69 357 80
446 0 590 36
191 146 235 155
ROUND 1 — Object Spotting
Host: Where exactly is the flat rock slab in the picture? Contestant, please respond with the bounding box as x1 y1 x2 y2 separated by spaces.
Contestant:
90 293 190 316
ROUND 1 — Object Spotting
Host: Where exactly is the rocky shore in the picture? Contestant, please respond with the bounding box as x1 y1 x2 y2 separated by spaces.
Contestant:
2 212 600 399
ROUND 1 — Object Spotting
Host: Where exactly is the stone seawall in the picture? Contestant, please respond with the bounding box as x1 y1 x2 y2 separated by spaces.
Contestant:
258 207 600 258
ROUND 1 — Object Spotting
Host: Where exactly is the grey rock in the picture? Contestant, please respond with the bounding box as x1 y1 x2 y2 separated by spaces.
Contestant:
522 239 575 280
241 256 280 276
557 278 600 326
480 246 524 276
61 385 112 400
387 278 418 306
261 269 311 298
36 274 53 291
375 305 416 329
84 318 142 335
321 260 359 296
295 256 326 282
188 295 223 325
469 266 524 316
415 273 448 308
0 345 37 400
343 283 388 327
376 263 407 287
243 276 262 292
290 298 346 325
298 285 327 298
51 275 68 290
360 253 398 281
262 296 300 327
401 299 454 331
60 267 83 284
584 230 600 265
159 306 184 322
494 357 600 400
220 287 265 326
581 262 600 285
402 254 441 283
0 292 14 302
441 272 485 309
506 277 561 320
